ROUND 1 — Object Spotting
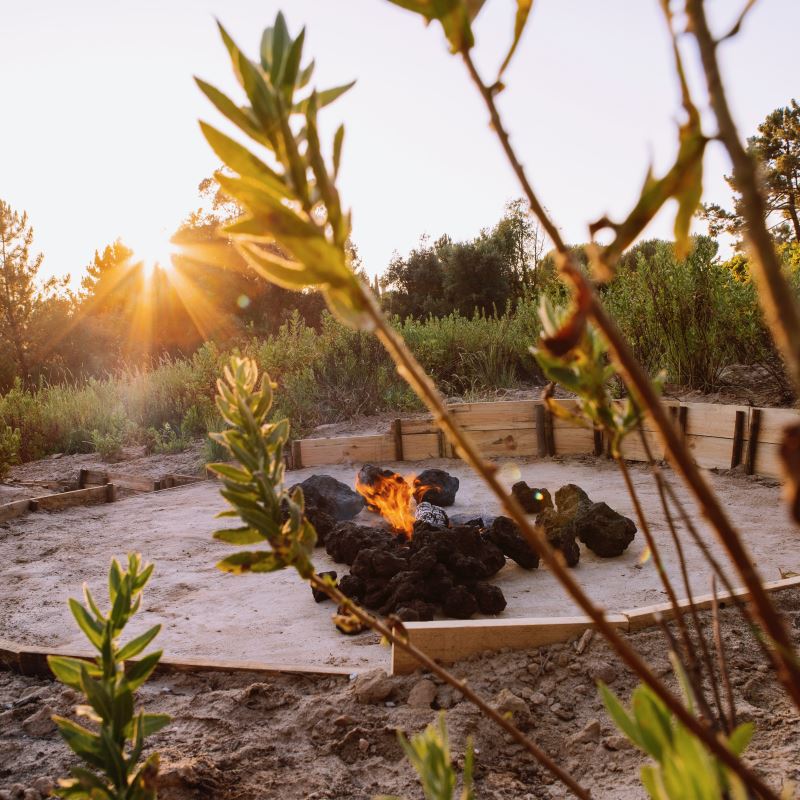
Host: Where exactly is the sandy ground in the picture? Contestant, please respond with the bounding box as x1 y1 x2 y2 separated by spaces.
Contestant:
1 455 797 673
2 594 800 799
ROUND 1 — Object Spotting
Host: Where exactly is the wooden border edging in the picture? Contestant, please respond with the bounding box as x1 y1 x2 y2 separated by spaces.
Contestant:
390 575 800 674
0 639 361 680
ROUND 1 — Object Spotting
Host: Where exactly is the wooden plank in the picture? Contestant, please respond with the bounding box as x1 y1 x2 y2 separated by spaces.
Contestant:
12 644 363 679
624 575 800 631
78 468 108 487
0 498 33 523
685 434 736 471
753 407 800 445
299 434 395 467
163 474 205 488
620 430 665 463
466 428 538 458
398 417 437 435
552 426 594 455
33 485 113 512
106 472 158 493
448 400 539 431
402 433 440 461
682 402 748 439
391 614 629 675
754 442 783 479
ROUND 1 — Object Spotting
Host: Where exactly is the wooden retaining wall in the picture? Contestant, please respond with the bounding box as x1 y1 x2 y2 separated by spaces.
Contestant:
290 399 797 479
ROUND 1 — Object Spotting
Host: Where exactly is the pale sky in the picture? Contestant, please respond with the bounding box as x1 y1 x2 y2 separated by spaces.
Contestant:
1 0 798 287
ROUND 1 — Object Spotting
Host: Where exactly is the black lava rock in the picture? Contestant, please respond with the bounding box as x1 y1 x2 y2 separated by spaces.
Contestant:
511 481 553 514
281 488 336 545
443 585 478 619
487 516 540 569
311 571 338 603
555 483 591 517
338 573 365 601
414 469 459 507
357 464 407 511
575 501 637 557
536 508 581 568
325 522 397 564
294 474 365 521
474 582 507 614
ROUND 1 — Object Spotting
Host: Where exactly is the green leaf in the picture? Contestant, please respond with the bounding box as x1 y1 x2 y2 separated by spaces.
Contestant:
727 721 754 756
117 625 162 662
198 122 288 199
599 682 644 751
68 599 104 650
216 550 285 573
297 59 315 89
281 26 306 90
498 0 533 80
195 78 268 147
213 526 267 545
48 656 100 691
53 717 106 770
140 712 171 737
207 462 252 483
333 124 345 180
79 668 114 724
293 81 356 114
270 12 290 85
124 651 162 692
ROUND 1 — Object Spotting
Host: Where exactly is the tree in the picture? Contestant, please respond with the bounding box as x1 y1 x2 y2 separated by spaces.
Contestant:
491 198 548 294
701 99 800 246
0 200 46 382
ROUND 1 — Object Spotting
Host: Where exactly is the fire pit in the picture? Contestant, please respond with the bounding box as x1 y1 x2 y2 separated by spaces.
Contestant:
293 466 638 629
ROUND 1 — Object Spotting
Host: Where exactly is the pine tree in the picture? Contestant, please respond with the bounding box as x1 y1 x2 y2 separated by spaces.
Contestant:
0 200 44 382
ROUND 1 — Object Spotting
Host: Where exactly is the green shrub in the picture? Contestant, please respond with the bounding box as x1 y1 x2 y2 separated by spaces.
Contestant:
48 554 169 799
0 424 21 479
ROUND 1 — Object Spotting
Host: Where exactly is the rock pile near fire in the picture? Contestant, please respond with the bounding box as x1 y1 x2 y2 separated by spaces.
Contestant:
323 517 515 620
299 469 637 625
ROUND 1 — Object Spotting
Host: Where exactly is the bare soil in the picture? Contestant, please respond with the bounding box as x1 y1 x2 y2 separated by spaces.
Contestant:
2 594 800 799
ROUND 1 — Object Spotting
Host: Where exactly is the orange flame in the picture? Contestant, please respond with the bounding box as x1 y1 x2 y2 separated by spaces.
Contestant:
355 471 419 538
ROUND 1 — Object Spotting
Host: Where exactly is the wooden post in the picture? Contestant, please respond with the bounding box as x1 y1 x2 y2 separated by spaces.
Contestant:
746 408 761 475
731 410 746 469
544 409 555 456
291 440 303 470
593 428 604 456
678 406 688 440
392 419 404 461
535 404 547 457
105 483 117 503
436 430 446 458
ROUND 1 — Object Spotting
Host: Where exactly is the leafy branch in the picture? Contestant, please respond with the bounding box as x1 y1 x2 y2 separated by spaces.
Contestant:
47 554 169 800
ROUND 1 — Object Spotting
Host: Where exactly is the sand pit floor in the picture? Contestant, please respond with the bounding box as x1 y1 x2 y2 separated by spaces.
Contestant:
1 456 797 671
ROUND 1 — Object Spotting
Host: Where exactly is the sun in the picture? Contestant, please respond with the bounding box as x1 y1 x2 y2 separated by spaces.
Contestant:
130 229 178 277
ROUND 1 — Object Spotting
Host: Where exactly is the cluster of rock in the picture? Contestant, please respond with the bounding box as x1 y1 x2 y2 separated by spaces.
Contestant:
292 470 636 625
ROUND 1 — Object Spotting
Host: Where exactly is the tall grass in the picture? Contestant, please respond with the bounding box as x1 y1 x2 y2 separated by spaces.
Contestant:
0 305 543 465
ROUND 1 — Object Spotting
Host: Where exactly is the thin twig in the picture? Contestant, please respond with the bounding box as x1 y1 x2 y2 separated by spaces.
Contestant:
615 453 717 724
309 574 590 799
637 427 727 730
712 576 739 731
461 35 800 716
717 0 758 44
353 284 780 800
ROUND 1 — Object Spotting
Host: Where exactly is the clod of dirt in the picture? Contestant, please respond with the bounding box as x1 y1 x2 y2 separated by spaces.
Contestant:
353 669 395 704
414 501 448 528
575 501 637 558
311 571 337 603
486 516 540 569
407 678 437 708
294 474 365 521
511 481 553 514
21 706 55 737
413 468 459 507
